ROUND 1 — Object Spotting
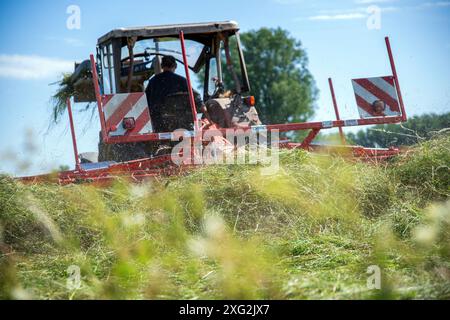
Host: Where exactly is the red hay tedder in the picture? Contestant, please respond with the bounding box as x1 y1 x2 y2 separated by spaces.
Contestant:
19 21 407 185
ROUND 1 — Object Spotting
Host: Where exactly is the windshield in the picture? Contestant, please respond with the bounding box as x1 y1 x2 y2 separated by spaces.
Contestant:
121 37 205 69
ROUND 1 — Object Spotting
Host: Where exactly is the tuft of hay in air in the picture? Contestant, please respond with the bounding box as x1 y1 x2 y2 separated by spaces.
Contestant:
50 70 93 123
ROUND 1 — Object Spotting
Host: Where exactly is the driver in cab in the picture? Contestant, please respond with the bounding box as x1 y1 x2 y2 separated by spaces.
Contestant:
145 55 205 130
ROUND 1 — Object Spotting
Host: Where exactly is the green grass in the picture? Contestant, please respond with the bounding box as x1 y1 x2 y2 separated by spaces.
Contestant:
0 134 449 300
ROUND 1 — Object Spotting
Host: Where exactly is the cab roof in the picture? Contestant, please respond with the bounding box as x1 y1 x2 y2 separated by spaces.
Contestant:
97 21 239 46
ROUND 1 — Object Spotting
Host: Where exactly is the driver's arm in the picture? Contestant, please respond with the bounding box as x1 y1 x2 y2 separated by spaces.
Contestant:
193 90 204 112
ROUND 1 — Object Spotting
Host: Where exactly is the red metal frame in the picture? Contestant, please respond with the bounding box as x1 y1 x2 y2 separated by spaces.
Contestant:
97 115 403 143
90 54 108 141
385 37 406 122
179 30 199 132
66 98 81 171
281 142 401 161
19 154 190 186
17 36 408 185
328 78 346 145
300 129 320 149
90 36 406 148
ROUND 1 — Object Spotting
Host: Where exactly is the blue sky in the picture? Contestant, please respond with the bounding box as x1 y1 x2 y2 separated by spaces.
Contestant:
0 0 449 176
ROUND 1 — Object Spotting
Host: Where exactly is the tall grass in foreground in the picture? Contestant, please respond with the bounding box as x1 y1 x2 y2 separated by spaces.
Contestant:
0 135 449 299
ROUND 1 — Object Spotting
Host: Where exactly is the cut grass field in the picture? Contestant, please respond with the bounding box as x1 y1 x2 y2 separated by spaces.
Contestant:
0 134 449 300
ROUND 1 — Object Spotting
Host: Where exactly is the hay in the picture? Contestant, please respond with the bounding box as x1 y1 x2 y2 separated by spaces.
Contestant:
0 136 449 299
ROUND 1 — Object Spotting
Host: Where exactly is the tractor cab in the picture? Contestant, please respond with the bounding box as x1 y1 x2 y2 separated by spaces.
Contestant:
96 21 250 97
74 21 261 146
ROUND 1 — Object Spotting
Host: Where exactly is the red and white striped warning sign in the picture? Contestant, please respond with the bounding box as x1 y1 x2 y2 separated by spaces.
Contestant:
352 76 401 118
102 93 153 137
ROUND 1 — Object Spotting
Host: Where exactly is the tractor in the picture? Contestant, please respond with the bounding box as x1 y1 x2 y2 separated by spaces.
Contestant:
20 21 407 184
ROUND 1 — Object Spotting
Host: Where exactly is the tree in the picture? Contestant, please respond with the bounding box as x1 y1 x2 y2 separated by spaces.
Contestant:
58 165 70 172
224 27 318 125
346 112 450 147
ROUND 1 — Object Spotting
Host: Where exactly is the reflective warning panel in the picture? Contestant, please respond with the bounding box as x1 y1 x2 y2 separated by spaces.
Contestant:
101 93 153 137
352 76 401 118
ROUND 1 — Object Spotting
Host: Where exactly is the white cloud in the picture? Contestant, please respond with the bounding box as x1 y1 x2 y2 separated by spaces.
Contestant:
44 36 85 47
355 0 397 4
63 38 85 47
303 0 448 22
418 1 450 8
378 6 400 12
358 0 450 10
308 13 367 21
272 0 303 4
0 54 73 80
306 5 398 21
